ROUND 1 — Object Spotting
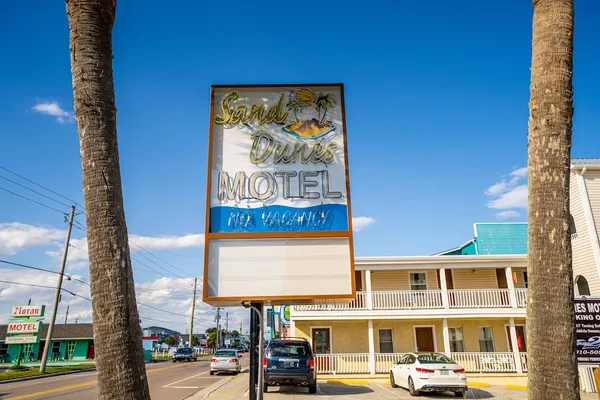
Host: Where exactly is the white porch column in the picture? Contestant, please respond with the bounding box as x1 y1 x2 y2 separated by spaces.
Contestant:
505 266 518 308
442 318 451 357
365 270 373 310
289 319 296 337
439 268 449 309
368 319 376 375
508 317 523 373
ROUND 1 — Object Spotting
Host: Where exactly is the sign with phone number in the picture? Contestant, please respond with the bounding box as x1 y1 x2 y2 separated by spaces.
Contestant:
574 297 600 365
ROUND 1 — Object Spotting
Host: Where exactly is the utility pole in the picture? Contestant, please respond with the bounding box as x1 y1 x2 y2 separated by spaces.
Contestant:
40 205 75 373
225 312 229 334
65 305 70 324
215 308 221 349
189 278 197 346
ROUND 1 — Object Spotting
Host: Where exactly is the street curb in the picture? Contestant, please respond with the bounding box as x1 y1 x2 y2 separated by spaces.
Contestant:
0 367 97 384
185 368 249 400
505 384 527 390
467 381 491 387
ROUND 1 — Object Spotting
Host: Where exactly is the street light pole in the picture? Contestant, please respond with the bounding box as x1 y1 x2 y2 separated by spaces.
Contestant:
40 206 75 373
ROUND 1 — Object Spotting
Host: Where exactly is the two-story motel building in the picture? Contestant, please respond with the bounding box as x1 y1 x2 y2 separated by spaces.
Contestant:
288 159 600 391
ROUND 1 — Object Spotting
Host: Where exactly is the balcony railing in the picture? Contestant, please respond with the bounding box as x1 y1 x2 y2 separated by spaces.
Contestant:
515 288 527 307
314 352 527 374
373 290 443 310
448 289 511 308
293 289 527 312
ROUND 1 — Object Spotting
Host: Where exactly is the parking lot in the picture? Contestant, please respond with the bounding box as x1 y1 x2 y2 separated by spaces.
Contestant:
199 375 591 400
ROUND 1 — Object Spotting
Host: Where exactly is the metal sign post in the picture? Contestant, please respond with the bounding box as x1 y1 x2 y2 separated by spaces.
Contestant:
246 302 264 400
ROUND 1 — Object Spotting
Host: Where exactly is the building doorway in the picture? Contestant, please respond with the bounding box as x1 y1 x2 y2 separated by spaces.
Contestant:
506 325 527 352
414 326 435 352
312 327 331 371
87 340 95 359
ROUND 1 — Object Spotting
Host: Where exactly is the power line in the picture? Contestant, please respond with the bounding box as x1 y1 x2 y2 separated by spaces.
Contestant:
0 259 89 286
0 186 69 215
0 175 74 210
0 164 85 211
129 244 188 280
0 279 90 301
129 239 194 278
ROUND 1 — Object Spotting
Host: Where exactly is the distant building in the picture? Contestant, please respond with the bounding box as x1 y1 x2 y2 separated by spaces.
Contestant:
142 326 181 338
0 323 94 363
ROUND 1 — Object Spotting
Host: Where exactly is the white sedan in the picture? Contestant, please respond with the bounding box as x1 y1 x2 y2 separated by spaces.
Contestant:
210 349 241 375
389 352 467 397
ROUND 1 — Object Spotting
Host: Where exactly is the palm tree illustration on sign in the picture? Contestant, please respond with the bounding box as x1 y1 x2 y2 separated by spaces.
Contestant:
283 88 336 139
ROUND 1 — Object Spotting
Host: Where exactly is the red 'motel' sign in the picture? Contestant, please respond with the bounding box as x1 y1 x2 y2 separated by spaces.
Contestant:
7 321 42 334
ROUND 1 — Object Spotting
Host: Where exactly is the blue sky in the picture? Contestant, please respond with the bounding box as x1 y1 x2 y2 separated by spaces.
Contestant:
1 0 599 330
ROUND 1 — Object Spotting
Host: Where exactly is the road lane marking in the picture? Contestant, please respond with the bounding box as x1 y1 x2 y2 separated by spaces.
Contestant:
171 386 200 389
376 383 403 398
163 370 209 387
5 362 194 400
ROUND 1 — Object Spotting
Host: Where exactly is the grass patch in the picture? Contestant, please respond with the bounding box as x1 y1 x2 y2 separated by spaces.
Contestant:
0 364 95 381
152 355 171 361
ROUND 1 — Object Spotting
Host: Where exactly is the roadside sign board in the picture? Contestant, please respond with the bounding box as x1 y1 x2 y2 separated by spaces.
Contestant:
574 297 600 365
225 339 231 346
7 321 42 334
11 305 45 318
203 84 355 306
280 305 290 325
5 336 39 344
7 304 45 353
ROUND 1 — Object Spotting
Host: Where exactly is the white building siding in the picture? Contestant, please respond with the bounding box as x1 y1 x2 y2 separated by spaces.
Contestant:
586 171 600 241
571 172 600 295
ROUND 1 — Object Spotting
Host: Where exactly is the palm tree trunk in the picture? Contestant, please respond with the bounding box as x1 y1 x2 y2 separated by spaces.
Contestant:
65 1 150 399
527 0 578 399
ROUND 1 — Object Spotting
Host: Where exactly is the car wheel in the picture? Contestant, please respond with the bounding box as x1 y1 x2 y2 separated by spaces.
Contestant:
172 360 176 363
390 371 399 388
210 371 215 376
408 377 420 396
309 382 317 394
454 391 466 397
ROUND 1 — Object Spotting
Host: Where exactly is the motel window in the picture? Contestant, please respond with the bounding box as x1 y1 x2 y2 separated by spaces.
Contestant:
478 327 495 352
449 327 465 352
522 272 528 289
0 343 8 355
379 329 394 353
576 276 591 296
52 341 61 355
409 273 427 291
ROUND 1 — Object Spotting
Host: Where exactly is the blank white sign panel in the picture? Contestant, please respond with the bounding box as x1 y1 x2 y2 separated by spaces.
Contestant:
206 237 352 299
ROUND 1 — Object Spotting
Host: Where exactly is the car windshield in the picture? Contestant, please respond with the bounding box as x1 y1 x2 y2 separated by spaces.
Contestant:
176 348 192 354
266 341 311 358
417 353 455 364
214 350 236 357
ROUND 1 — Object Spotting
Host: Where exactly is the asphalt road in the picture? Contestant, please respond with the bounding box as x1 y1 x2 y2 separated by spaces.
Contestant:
0 356 250 400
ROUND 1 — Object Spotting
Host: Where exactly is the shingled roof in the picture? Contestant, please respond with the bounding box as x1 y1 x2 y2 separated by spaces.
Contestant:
0 323 93 341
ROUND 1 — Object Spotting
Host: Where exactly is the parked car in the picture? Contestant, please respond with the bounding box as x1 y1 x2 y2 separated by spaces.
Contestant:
210 349 241 375
172 347 198 362
389 352 467 397
236 346 246 353
263 338 317 394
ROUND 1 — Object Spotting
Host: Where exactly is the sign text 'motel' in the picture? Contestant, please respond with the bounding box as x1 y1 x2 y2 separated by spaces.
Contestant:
7 321 42 334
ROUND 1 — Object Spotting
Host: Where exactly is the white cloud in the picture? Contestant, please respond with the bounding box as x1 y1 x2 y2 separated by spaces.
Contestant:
129 234 204 251
496 210 521 220
484 167 528 219
0 222 65 254
32 101 73 123
352 216 375 232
